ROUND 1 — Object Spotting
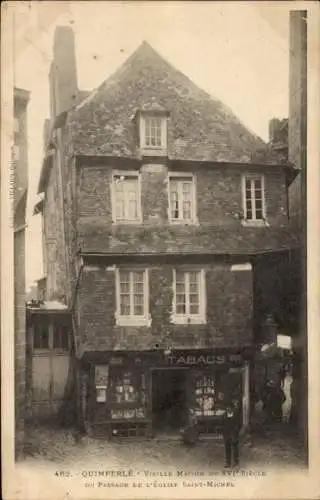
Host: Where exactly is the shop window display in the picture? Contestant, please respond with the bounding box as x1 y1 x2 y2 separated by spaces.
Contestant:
114 371 137 403
109 369 147 420
195 375 215 416
96 386 107 403
95 365 109 403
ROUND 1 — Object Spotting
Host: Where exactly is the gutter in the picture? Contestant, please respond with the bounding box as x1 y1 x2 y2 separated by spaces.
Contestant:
79 247 301 259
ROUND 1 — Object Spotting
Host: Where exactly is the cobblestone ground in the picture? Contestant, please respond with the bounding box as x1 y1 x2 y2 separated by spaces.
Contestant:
21 423 307 473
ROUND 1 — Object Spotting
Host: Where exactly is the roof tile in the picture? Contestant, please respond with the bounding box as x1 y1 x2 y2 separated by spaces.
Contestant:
67 42 271 163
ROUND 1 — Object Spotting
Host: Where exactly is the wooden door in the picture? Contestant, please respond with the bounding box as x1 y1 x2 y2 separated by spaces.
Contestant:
31 321 70 418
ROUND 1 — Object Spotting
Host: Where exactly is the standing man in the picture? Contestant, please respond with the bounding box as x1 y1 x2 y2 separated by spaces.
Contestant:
222 400 242 468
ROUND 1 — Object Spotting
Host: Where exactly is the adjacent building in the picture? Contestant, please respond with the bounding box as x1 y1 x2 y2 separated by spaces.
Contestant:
13 86 30 458
252 11 307 449
287 10 308 450
30 26 298 438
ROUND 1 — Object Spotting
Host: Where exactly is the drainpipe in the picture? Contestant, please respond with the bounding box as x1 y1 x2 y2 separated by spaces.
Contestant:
71 254 85 355
70 254 85 433
56 127 70 299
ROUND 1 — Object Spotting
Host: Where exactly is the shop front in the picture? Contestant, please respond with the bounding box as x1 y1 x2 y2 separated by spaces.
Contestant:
81 349 250 439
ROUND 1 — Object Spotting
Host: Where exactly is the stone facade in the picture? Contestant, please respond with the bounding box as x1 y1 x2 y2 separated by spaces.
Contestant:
73 158 295 354
77 261 253 352
77 160 296 255
13 87 30 459
42 157 66 300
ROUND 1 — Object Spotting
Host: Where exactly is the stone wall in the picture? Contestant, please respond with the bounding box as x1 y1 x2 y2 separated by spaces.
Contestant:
77 261 253 352
42 155 67 301
77 161 293 255
13 88 29 460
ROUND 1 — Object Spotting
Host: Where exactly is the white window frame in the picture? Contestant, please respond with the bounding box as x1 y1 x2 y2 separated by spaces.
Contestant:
171 268 206 325
168 172 197 224
140 115 167 153
111 170 142 224
241 174 267 226
115 268 151 327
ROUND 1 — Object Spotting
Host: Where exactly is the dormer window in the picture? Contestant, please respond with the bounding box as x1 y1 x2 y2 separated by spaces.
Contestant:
145 117 163 147
138 109 168 156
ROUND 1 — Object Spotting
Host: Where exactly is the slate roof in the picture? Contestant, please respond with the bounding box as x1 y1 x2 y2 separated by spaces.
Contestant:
67 41 271 163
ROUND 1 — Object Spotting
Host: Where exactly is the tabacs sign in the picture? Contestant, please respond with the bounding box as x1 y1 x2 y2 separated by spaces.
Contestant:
167 353 242 366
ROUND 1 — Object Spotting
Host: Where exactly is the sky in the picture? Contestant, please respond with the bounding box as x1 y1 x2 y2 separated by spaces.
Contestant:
11 1 294 290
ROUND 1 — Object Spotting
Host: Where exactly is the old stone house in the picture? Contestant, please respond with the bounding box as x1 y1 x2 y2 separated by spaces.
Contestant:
31 26 298 438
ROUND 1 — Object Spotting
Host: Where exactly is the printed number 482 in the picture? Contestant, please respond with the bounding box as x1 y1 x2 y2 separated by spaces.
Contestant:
55 471 71 477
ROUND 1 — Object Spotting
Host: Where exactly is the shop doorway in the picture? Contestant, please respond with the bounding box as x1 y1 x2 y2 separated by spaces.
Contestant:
151 368 188 434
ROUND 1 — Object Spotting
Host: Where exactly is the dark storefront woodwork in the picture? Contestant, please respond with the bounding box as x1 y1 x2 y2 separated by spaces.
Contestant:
82 349 250 438
152 368 188 431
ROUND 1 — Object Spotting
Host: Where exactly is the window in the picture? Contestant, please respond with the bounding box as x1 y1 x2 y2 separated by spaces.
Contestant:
96 386 107 403
95 365 109 403
114 371 137 404
140 115 167 151
109 369 147 419
33 325 49 350
145 117 162 147
33 324 70 352
172 269 206 324
53 325 69 350
168 174 196 223
195 375 215 416
242 175 266 223
112 172 141 223
116 269 150 326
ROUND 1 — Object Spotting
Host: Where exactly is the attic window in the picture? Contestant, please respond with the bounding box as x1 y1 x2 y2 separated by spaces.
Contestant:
139 112 167 154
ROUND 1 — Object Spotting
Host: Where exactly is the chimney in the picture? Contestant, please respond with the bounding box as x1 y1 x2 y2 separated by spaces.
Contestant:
49 26 78 119
268 118 280 144
288 11 307 170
